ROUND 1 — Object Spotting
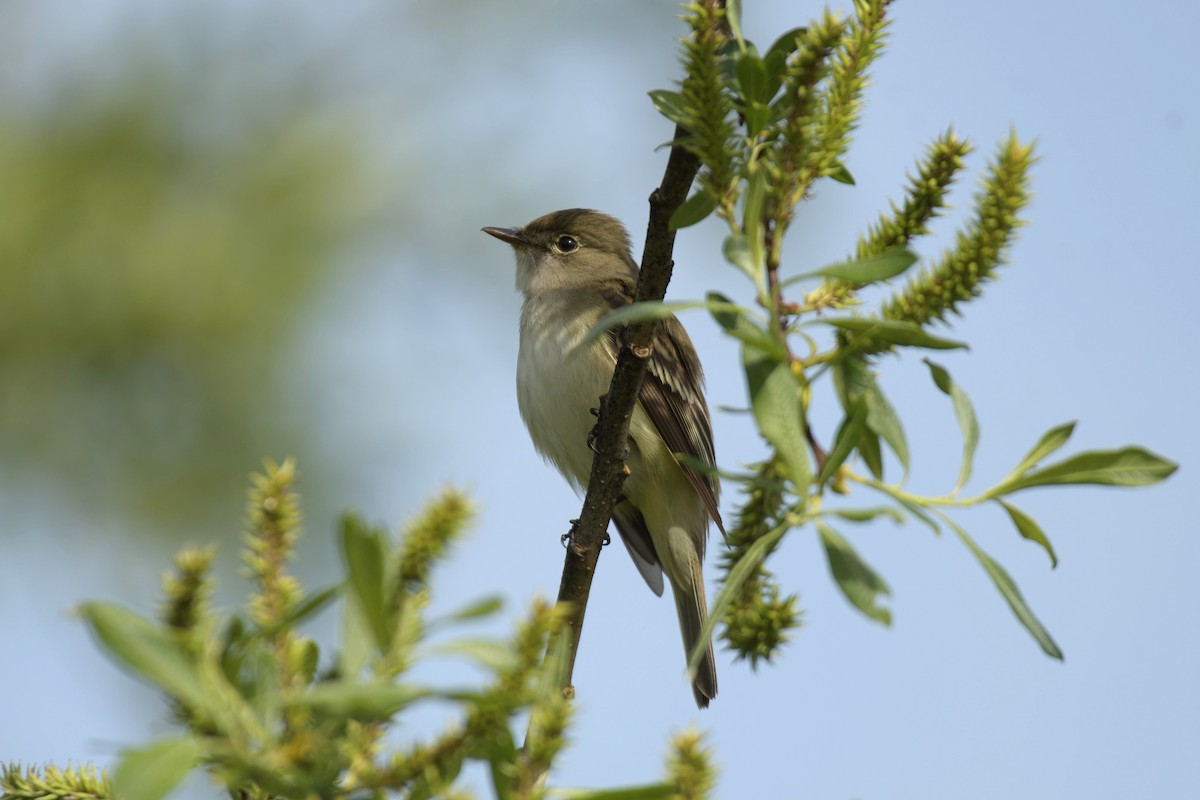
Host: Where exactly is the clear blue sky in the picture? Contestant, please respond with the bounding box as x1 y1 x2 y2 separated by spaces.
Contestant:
3 1 1197 798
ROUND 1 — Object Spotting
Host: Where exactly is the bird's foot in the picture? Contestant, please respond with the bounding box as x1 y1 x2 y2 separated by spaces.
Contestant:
562 519 610 549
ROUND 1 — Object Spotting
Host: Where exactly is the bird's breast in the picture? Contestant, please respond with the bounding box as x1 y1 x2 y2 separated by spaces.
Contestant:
517 296 615 489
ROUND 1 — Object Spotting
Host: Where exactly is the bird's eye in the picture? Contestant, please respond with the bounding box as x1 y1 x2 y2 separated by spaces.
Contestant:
554 234 579 253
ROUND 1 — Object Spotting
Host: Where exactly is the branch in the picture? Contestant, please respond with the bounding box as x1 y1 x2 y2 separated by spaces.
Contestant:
546 0 734 699
551 129 702 695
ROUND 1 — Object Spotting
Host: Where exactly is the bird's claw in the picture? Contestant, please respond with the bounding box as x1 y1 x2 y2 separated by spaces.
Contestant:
562 519 581 549
561 519 610 549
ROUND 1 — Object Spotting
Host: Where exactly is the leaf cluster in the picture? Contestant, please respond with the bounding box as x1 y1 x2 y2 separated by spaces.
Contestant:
628 0 1178 669
21 461 710 800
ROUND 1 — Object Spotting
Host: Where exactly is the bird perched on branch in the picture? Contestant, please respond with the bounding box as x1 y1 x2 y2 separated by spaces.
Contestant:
484 208 722 707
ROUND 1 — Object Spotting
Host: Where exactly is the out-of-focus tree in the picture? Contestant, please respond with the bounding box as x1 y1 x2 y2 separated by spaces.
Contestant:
0 51 373 525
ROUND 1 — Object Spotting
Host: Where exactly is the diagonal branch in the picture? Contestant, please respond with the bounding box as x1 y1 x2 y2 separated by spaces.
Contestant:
548 0 731 691
551 131 701 695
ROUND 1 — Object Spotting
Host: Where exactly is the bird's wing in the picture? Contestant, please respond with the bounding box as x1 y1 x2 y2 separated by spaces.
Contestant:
599 283 724 542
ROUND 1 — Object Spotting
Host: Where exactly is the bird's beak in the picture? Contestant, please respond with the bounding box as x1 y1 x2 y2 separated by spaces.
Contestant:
481 226 534 248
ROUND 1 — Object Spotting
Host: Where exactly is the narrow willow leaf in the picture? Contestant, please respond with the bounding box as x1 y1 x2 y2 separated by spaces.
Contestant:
825 317 967 350
816 522 892 624
831 354 883 479
999 447 1177 493
736 49 769 102
827 161 856 185
764 27 805 73
689 523 788 676
818 397 868 486
341 515 390 651
784 248 916 287
339 579 372 677
1010 421 1076 478
565 786 674 800
79 603 207 712
647 89 688 126
706 290 781 357
736 50 771 133
743 344 812 495
743 169 767 251
722 234 755 276
292 682 431 719
706 290 745 333
997 500 1058 568
859 428 883 480
425 639 517 673
946 516 1063 659
446 595 505 622
895 495 940 535
924 359 980 493
575 297 750 355
830 506 905 524
485 726 518 800
112 737 200 800
726 0 745 45
573 300 694 353
258 583 340 637
669 190 717 229
864 381 909 479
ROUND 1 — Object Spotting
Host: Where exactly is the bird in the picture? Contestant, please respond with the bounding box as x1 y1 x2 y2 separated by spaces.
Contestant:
483 208 722 707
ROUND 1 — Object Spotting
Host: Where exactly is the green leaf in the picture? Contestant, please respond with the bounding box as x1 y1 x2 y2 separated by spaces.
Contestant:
735 49 769 103
689 523 789 676
483 726 517 800
831 354 887 479
257 583 340 637
816 522 892 624
647 89 688 126
722 234 754 276
736 50 771 134
726 0 745 46
924 359 980 493
827 161 856 185
669 190 716 229
339 578 373 677
784 248 917 286
292 681 431 719
1009 421 1076 478
895 495 941 535
817 396 868 486
743 169 767 247
78 603 207 711
863 381 909 480
112 737 200 800
565 786 675 800
446 595 505 623
997 500 1058 568
743 344 811 495
574 298 748 355
947 516 1063 659
998 447 1177 493
859 428 884 480
829 506 905 524
341 514 391 651
425 639 516 673
705 290 780 357
825 317 968 350
764 27 805 76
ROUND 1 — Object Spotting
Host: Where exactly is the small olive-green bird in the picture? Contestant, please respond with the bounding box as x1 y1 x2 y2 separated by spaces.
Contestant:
483 208 722 707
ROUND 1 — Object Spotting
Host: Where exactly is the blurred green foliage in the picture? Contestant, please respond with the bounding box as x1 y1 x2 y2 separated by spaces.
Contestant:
0 62 371 523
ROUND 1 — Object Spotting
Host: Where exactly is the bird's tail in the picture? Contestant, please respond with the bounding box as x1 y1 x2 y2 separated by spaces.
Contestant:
673 561 717 708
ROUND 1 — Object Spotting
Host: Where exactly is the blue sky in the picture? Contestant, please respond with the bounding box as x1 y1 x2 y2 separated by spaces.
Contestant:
2 1 1197 798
